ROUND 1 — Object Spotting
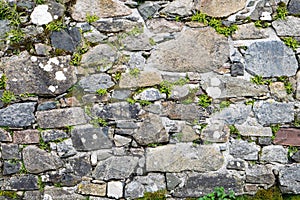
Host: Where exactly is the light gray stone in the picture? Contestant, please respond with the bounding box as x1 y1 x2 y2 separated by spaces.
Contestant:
253 101 294 126
146 28 229 73
232 23 269 40
114 135 132 147
245 41 298 77
56 138 77 158
161 0 193 16
246 165 275 185
0 128 12 142
0 20 11 38
230 139 260 160
260 145 288 164
119 71 163 88
146 143 224 172
138 1 160 20
272 16 300 37
134 88 165 101
83 27 108 43
107 181 123 199
146 18 183 34
0 102 36 127
1 144 20 159
41 129 68 142
43 187 86 200
235 124 273 137
121 33 152 51
279 164 300 193
201 120 230 143
79 73 115 92
170 85 190 100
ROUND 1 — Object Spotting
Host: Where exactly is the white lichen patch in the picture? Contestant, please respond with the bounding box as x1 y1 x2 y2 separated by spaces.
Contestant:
55 71 66 81
30 56 38 62
48 85 56 92
39 63 53 72
49 57 60 65
30 5 53 25
12 78 18 82
92 134 98 139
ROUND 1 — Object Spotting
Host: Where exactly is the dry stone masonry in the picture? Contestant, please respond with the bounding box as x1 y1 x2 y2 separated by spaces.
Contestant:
0 0 300 199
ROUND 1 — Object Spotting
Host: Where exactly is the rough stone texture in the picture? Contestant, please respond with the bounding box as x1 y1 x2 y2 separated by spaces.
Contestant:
119 71 162 88
201 121 230 143
170 85 190 100
146 28 229 73
146 18 183 34
121 33 152 51
13 129 39 144
23 146 62 174
108 181 123 199
3 52 77 95
279 164 300 194
274 128 300 147
226 159 246 171
270 82 288 101
161 0 193 16
196 0 247 17
0 102 36 127
95 102 140 120
288 0 300 15
253 101 294 126
93 156 139 180
246 165 275 185
50 28 81 52
36 107 88 128
1 144 20 160
173 173 244 198
272 16 300 37
71 0 132 21
69 156 92 176
133 113 168 145
0 128 12 142
146 143 224 172
230 139 260 160
260 145 288 164
232 23 268 40
56 138 77 158
3 161 21 175
79 73 115 92
92 19 143 33
77 182 106 196
245 41 298 77
134 88 165 101
41 129 68 142
3 175 38 190
236 120 273 137
43 187 86 200
48 172 81 187
71 125 113 151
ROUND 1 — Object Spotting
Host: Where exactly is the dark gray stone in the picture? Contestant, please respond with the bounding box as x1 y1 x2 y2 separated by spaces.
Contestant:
56 138 77 158
3 175 38 190
69 156 92 176
231 62 244 77
1 144 21 160
50 27 81 52
292 151 300 162
3 161 21 175
279 164 300 193
166 173 182 190
253 101 294 126
0 128 12 142
229 139 260 160
95 102 140 120
71 125 113 151
78 73 115 93
48 172 81 187
37 101 57 111
138 2 160 20
41 129 68 142
288 0 300 15
116 120 139 129
246 165 275 185
258 137 273 146
48 0 65 18
0 102 36 127
93 19 143 33
245 41 298 77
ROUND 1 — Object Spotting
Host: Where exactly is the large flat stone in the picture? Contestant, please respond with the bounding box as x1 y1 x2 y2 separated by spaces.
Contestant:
92 19 143 33
279 164 300 194
13 129 39 144
230 139 260 160
36 107 88 128
246 164 275 185
77 182 106 196
146 143 224 172
245 41 298 77
160 0 193 16
146 28 229 73
260 145 288 164
119 71 162 88
95 102 140 120
232 23 269 40
274 128 300 147
2 175 38 190
272 16 300 37
44 187 86 200
78 73 115 92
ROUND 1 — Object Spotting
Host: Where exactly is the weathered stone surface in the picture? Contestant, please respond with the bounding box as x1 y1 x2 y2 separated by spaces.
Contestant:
161 0 193 16
71 0 132 21
48 172 81 187
93 156 139 180
274 128 300 147
83 27 108 43
260 145 288 164
56 138 77 158
196 0 247 17
173 173 244 197
146 18 183 34
3 52 77 95
236 119 273 137
37 101 57 111
79 73 115 92
13 129 39 144
134 88 165 101
0 128 12 142
69 156 92 176
121 33 152 51
50 28 81 53
3 161 21 175
138 1 160 20
230 139 260 160
270 82 288 101
93 19 143 33
201 121 229 143
3 175 38 190
112 89 132 100
279 164 300 193
272 16 300 37
77 182 106 196
0 102 36 127
30 5 53 25
200 73 268 99
147 28 229 73
146 143 224 172
119 71 162 88
1 144 20 160
166 173 182 190
170 85 190 100
226 159 246 171
71 125 113 151
41 129 68 142
125 173 166 199
292 151 300 163
23 146 63 174
171 124 199 143
44 187 86 200
80 44 118 70
246 165 275 185
95 102 140 120
36 107 88 128
108 181 123 199
245 41 298 77
23 191 42 200
114 135 132 147
288 0 300 15
133 113 168 145
232 23 268 40
253 101 294 126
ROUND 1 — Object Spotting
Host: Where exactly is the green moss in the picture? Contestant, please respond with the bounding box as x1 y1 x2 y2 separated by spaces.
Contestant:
0 190 18 199
254 20 270 28
86 13 99 23
250 75 271 85
90 117 108 127
274 2 288 20
96 88 108 96
0 90 16 104
198 94 212 108
129 67 141 77
282 37 299 51
191 11 209 25
229 125 241 139
237 186 283 200
46 19 66 31
0 74 7 89
136 189 167 200
220 101 231 109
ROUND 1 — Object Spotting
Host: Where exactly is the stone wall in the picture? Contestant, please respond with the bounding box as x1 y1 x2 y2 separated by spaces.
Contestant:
0 0 300 199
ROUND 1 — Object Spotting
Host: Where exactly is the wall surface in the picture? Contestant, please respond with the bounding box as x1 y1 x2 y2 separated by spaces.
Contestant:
0 0 300 199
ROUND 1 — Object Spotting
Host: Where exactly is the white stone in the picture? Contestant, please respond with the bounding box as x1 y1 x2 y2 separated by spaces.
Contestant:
260 12 272 21
31 56 38 62
49 57 60 65
55 71 66 81
48 85 56 92
107 181 123 199
30 5 53 25
206 87 222 98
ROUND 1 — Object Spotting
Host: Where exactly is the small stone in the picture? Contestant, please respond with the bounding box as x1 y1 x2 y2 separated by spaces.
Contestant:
23 191 42 200
161 0 193 16
235 124 273 137
0 128 12 142
77 182 106 196
37 101 57 111
138 2 160 20
1 144 21 160
69 156 92 176
56 138 77 158
274 128 300 147
201 121 229 143
48 172 81 187
43 187 86 200
121 33 152 51
246 164 275 185
13 129 39 144
107 181 123 199
170 85 190 100
35 43 51 56
166 173 182 190
134 88 165 101
93 19 143 33
30 5 53 25
41 129 68 142
78 73 115 92
114 135 132 147
279 164 300 193
95 102 140 120
226 159 246 170
50 27 81 53
229 139 260 160
3 175 38 190
119 71 163 88
83 27 107 44
269 82 288 101
272 16 300 37
3 161 21 175
292 151 300 162
288 0 300 15
146 18 183 34
112 89 132 100
260 145 288 164
231 62 244 77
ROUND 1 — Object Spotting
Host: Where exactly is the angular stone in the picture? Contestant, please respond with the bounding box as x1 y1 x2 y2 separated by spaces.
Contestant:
288 0 300 15
133 113 168 145
112 89 132 100
71 0 132 21
196 0 247 17
23 146 62 174
71 125 113 151
134 88 165 101
24 191 42 200
171 124 199 143
83 27 108 44
260 145 288 164
93 156 139 180
146 18 183 34
173 173 244 198
37 101 57 111
3 161 21 175
121 33 152 51
79 73 115 93
95 102 140 120
114 135 131 147
231 62 244 77
226 159 246 171
201 121 229 143
56 139 77 158
235 124 273 137
147 28 229 73
246 165 275 185
138 1 160 20
50 27 81 53
36 107 88 128
0 102 36 127
44 187 86 200
48 0 65 18
146 143 224 172
230 139 260 160
77 182 106 196
119 71 162 88
292 151 300 162
253 101 294 126
41 129 68 142
48 172 81 187
0 128 12 142
125 173 166 199
80 44 118 70
272 16 300 37
270 82 288 101
93 19 143 33
161 0 193 16
69 156 92 176
1 144 21 160
3 175 38 190
30 5 53 25
232 23 268 40
279 164 300 193
3 52 76 95
108 181 123 199
245 41 298 77
13 129 39 144
166 173 182 190
274 128 300 147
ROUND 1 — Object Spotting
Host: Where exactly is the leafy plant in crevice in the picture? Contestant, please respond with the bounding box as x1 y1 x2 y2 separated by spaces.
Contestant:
282 37 299 51
37 176 45 192
219 100 231 110
198 94 212 108
274 2 288 20
129 67 141 77
0 90 16 104
277 76 294 94
245 99 255 106
90 117 108 127
6 29 25 44
0 190 18 199
250 75 271 85
86 13 99 23
137 189 167 200
0 74 7 89
288 146 298 158
19 161 28 174
39 137 51 151
34 0 45 4
254 20 270 28
191 11 209 25
229 125 241 139
198 187 236 200
270 124 280 140
46 19 66 32
96 88 108 96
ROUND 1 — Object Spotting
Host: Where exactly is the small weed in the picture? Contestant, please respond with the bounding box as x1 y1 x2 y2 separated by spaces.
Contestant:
254 20 270 28
174 77 189 86
127 26 143 36
285 81 293 94
66 125 74 133
19 162 28 174
282 37 299 51
294 116 300 127
19 92 36 98
39 137 50 151
199 187 235 200
96 88 108 96
37 176 45 192
0 190 18 199
0 74 7 89
46 19 65 31
245 99 255 106
198 94 212 108
54 182 62 187
220 101 231 109
70 52 82 66
250 75 271 85
129 67 140 77
113 72 122 81
0 1 22 26
126 98 136 104
86 13 99 23
271 124 280 134
0 90 16 104
229 125 241 139
274 2 288 20
90 117 108 127
149 38 156 46
182 97 194 104
138 100 151 106
158 81 172 97
191 11 208 25
288 146 298 158
34 0 45 4
175 16 181 22
6 29 25 44
137 189 167 200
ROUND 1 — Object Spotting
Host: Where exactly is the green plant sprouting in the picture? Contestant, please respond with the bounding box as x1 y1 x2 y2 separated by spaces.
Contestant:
129 67 141 77
0 0 22 26
220 101 231 109
86 13 99 23
198 94 212 108
96 88 108 96
34 0 45 4
229 125 241 139
191 11 209 25
0 74 7 89
254 20 270 28
6 29 25 44
0 90 16 104
198 187 236 200
282 37 299 51
274 2 288 20
39 137 51 151
90 117 108 127
288 146 298 158
46 19 65 32
250 75 271 85
245 99 255 106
